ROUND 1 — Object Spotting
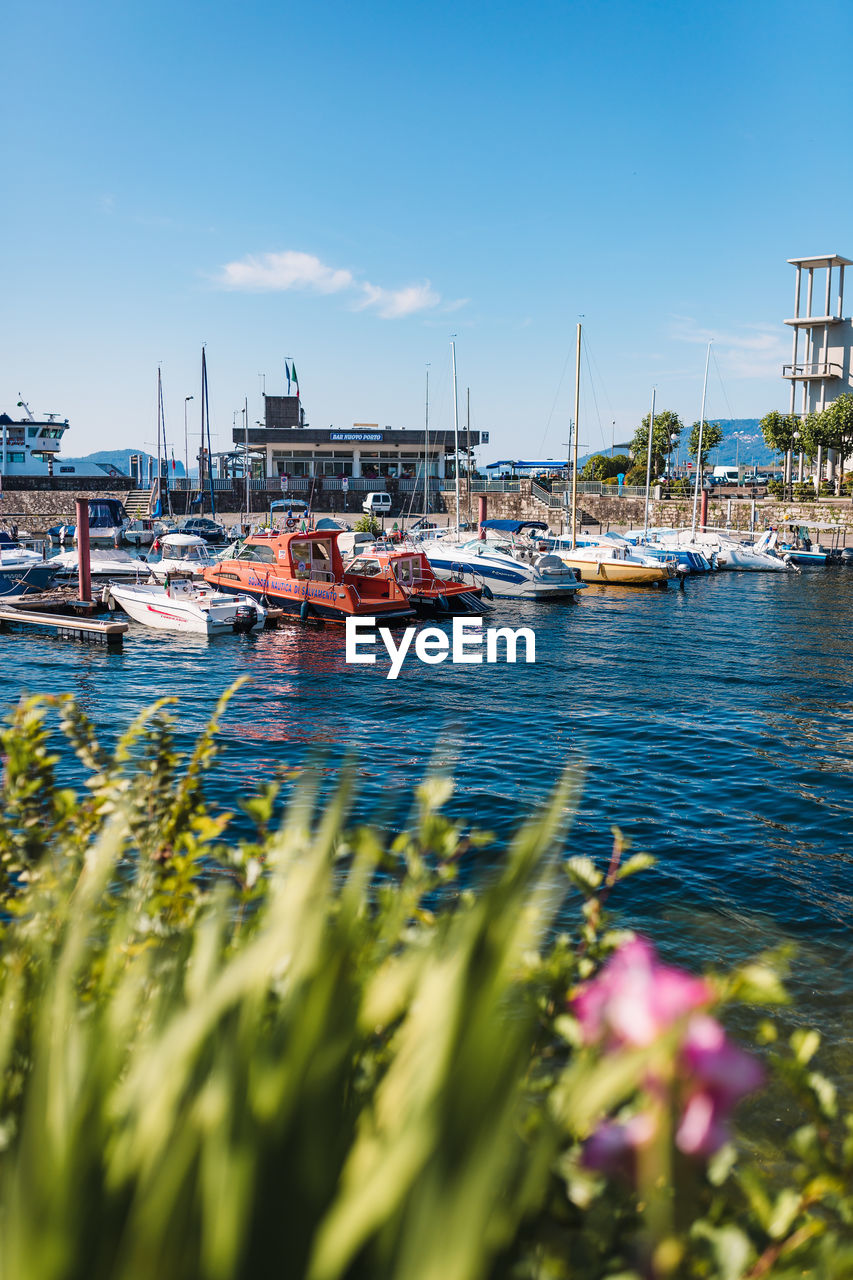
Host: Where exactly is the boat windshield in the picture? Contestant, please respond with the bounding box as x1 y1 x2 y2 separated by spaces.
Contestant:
347 557 383 577
235 543 276 563
183 544 211 563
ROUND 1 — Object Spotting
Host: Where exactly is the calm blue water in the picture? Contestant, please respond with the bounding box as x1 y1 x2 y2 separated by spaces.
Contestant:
3 571 852 1048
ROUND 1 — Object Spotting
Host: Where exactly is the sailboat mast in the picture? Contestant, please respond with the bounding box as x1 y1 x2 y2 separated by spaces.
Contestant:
643 387 656 537
202 348 216 520
424 365 429 519
244 395 249 527
570 322 581 549
451 339 460 536
156 366 162 516
466 386 472 525
691 342 712 538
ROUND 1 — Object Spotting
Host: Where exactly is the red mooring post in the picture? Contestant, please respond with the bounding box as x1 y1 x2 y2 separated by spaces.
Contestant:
478 494 487 539
75 498 92 603
700 489 709 532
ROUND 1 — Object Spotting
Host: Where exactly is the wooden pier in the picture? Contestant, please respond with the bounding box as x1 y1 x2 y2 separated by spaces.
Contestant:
0 605 127 646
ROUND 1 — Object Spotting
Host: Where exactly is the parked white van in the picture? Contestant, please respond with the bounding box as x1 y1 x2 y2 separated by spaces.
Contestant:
362 492 392 515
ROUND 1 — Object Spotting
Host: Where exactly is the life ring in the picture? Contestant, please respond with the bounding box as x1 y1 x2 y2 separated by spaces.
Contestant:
285 517 297 531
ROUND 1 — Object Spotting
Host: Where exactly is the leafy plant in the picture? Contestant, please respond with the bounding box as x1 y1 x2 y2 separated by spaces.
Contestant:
0 691 851 1280
353 513 381 534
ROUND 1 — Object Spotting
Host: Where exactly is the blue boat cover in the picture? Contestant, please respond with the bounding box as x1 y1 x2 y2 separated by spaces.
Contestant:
480 519 549 534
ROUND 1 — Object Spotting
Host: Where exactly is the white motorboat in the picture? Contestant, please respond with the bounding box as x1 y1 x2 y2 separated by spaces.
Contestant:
636 528 792 572
543 534 677 587
52 547 152 583
422 520 586 600
108 579 266 635
150 533 217 577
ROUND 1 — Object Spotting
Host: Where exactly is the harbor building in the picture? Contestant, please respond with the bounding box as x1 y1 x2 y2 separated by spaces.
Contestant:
235 394 483 484
784 254 853 416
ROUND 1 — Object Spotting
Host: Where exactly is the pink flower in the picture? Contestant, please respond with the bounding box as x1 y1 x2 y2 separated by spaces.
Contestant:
583 1112 657 1176
572 938 713 1048
676 1014 765 1156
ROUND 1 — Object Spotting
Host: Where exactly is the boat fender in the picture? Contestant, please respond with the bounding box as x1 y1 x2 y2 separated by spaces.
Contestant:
300 599 312 623
436 593 449 613
481 583 494 601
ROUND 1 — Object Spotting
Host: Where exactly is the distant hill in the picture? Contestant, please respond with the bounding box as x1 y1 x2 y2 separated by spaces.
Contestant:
580 420 775 468
57 449 188 477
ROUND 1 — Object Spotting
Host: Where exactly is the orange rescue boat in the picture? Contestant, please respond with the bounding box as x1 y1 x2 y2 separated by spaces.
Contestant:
202 528 415 624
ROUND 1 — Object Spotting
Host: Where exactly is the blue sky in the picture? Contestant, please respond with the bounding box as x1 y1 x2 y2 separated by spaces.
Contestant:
4 0 853 463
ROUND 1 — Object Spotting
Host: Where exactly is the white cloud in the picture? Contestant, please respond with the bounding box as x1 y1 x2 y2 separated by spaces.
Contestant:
218 248 445 318
356 281 440 319
219 250 354 294
669 315 788 380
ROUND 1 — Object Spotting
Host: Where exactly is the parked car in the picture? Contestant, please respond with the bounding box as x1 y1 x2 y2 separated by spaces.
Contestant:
177 517 229 544
362 492 392 515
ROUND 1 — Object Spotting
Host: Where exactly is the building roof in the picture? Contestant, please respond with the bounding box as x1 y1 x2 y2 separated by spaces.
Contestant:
787 254 853 268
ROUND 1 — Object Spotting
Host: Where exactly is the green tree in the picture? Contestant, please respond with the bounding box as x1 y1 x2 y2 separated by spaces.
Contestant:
759 409 797 456
629 410 683 479
687 419 724 468
581 453 631 481
821 392 853 490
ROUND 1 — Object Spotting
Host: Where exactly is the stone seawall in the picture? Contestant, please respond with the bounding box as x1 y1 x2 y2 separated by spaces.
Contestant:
3 474 851 538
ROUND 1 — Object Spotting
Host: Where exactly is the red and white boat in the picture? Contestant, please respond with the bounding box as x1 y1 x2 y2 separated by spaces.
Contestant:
344 544 489 616
202 528 416 623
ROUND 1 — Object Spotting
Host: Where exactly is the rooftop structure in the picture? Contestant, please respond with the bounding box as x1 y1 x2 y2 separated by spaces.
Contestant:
783 254 853 415
233 392 482 481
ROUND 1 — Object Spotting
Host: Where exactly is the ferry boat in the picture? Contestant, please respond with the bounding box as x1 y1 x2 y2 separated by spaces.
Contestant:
202 528 416 623
345 544 489 616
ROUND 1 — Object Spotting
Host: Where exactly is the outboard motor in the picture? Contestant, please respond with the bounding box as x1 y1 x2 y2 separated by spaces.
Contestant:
232 604 258 633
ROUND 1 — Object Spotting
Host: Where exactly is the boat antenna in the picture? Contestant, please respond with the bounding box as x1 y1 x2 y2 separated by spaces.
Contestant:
643 387 656 538
691 342 712 539
570 320 582 549
451 338 460 536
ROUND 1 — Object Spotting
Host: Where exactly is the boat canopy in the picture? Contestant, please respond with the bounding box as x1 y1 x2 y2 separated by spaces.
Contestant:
89 500 128 528
161 533 207 548
480 519 549 534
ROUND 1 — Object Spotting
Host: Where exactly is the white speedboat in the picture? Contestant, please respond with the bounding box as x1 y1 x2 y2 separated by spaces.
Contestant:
52 547 152 583
542 533 677 587
150 533 217 577
422 521 586 600
108 580 266 635
639 528 792 572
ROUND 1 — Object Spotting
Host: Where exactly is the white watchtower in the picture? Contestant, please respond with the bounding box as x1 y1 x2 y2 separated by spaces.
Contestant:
783 254 853 417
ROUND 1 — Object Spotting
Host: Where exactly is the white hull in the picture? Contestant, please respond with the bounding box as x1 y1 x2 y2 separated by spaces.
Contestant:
423 540 584 600
109 582 266 635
